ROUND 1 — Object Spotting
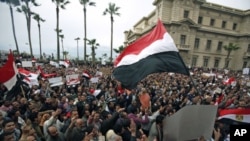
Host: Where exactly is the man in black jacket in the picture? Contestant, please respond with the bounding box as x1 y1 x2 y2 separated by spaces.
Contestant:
100 108 124 135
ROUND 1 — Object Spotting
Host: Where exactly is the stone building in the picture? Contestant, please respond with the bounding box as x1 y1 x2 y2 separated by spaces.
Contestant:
124 0 250 70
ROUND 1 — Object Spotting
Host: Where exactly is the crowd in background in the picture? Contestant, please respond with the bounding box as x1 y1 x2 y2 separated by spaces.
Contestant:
0 62 249 141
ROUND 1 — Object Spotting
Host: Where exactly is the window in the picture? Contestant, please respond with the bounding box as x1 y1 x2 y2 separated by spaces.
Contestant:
184 10 189 18
217 41 223 51
194 38 200 49
210 19 215 26
233 23 237 30
243 62 247 68
206 40 212 50
222 21 227 28
203 58 209 67
214 59 220 68
180 35 186 45
247 44 250 52
191 57 197 67
198 16 203 24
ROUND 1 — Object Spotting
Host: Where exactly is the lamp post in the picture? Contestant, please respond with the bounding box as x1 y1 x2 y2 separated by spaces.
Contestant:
75 37 80 61
59 34 64 60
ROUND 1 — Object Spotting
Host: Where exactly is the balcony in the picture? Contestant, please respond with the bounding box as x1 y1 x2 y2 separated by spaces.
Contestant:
243 52 250 58
176 44 190 51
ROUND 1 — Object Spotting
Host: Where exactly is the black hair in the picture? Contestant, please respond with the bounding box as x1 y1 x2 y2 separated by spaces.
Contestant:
86 125 94 134
2 118 14 128
156 115 165 124
113 123 123 135
121 118 130 128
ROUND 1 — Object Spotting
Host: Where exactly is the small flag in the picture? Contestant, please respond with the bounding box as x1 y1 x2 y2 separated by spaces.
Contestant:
218 109 250 124
59 60 70 68
223 77 236 85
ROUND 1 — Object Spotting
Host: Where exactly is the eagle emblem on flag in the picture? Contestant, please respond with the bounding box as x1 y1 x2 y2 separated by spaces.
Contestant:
235 114 243 121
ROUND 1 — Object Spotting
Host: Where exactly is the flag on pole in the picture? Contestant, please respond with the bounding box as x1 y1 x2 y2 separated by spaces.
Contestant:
218 109 250 124
0 51 18 90
113 20 190 89
0 51 30 100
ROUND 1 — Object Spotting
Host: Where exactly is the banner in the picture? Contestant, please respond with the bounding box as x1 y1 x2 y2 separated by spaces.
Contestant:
163 105 218 141
22 61 32 67
66 74 80 86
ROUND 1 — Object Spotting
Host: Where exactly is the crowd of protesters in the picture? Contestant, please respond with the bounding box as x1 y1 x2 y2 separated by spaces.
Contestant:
0 61 249 141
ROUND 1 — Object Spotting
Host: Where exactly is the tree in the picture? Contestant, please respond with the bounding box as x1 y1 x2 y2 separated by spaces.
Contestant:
103 3 120 63
102 53 107 58
223 43 240 68
17 1 36 56
17 0 39 57
1 0 20 56
59 34 64 60
114 45 125 54
79 0 96 62
86 38 99 64
33 13 45 60
51 0 70 61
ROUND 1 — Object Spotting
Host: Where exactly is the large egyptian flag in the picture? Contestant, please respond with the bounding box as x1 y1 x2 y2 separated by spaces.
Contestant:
218 109 250 124
113 20 190 89
0 51 18 90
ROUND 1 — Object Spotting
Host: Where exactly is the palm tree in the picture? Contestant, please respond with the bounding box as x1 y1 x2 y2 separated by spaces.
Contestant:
102 53 107 64
75 37 80 60
17 0 39 57
51 0 70 61
33 13 45 60
114 45 125 54
79 0 96 62
223 43 240 68
102 53 107 58
86 38 99 64
59 34 64 60
1 0 20 56
103 3 120 63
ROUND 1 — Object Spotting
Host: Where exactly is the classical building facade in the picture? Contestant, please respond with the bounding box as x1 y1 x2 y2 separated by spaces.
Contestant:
124 0 250 70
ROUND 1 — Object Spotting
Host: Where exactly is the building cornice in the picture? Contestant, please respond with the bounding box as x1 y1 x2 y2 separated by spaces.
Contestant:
198 27 250 37
133 10 156 28
201 2 248 16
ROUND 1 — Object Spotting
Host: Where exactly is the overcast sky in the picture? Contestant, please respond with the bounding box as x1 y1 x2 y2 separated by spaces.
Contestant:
0 0 249 59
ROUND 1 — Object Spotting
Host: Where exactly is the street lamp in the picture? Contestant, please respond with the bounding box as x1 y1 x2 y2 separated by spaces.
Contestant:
75 37 80 61
59 34 64 60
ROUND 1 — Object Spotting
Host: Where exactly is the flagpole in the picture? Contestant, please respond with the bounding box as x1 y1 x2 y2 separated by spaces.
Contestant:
189 75 201 95
177 53 201 95
20 85 26 98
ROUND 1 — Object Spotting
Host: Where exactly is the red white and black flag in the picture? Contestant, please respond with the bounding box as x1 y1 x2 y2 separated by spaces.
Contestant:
113 20 190 89
0 51 30 100
218 109 250 124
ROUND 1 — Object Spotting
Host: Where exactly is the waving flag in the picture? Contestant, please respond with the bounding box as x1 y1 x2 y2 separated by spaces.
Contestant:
18 68 39 87
59 60 70 68
113 20 190 89
0 52 18 90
